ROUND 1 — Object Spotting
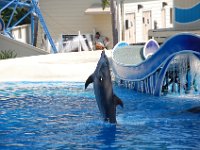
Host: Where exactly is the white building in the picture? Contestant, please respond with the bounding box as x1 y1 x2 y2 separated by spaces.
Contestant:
11 24 32 44
35 0 173 50
8 0 200 53
149 0 200 43
122 0 173 43
11 0 174 51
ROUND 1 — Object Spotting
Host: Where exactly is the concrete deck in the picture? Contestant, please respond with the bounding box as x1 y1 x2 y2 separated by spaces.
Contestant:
0 50 111 82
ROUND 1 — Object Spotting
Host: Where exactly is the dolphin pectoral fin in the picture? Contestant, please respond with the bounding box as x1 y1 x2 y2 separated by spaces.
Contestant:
113 94 123 108
85 74 94 89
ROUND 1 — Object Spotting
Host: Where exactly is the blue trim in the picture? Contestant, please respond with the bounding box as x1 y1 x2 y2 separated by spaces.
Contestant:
112 41 129 52
6 1 18 28
0 0 31 9
0 18 5 31
0 0 15 12
175 3 200 23
32 0 58 53
8 8 33 30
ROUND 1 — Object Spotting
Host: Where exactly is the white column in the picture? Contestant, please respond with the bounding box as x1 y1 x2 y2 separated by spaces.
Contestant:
117 0 122 42
78 31 81 52
121 0 125 41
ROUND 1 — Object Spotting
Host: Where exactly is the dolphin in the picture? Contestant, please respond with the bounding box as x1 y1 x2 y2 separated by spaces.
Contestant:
186 106 200 113
85 51 123 123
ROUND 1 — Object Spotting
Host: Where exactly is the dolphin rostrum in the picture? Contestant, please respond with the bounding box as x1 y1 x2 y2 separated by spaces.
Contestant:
85 51 123 123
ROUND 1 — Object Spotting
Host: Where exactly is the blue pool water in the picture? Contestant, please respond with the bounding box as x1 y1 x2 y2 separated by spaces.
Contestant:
0 82 200 149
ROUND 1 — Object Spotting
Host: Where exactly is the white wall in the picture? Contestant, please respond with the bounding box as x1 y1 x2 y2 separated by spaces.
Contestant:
37 0 112 49
37 0 174 48
124 0 173 43
0 34 48 58
11 24 31 44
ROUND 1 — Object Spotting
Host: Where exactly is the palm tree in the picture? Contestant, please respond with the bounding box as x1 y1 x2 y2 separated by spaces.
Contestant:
101 0 118 47
1 7 30 26
101 0 110 9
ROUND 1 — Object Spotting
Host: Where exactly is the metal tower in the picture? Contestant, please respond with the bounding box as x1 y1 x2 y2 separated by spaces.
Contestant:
0 0 57 53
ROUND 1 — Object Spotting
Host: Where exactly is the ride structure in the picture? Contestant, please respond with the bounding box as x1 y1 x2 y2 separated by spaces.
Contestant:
0 0 57 53
111 33 200 96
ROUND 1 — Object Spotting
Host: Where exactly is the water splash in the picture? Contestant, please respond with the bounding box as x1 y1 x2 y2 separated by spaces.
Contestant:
115 53 200 97
163 53 200 96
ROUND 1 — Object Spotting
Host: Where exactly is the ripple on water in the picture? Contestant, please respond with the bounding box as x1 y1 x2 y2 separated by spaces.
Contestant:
0 81 200 149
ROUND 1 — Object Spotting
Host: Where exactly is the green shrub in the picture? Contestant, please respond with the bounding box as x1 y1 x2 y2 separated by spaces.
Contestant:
0 50 17 59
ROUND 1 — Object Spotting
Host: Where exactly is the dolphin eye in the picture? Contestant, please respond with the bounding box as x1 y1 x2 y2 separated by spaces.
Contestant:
99 77 103 82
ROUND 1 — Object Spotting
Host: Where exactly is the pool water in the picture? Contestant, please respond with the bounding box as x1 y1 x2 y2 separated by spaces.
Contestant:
0 82 200 149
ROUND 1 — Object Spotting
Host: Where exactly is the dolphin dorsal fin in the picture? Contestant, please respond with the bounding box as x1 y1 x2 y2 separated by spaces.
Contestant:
113 94 123 108
85 74 94 89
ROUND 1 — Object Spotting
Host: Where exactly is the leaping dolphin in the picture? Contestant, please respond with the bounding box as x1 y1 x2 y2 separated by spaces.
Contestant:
85 51 123 123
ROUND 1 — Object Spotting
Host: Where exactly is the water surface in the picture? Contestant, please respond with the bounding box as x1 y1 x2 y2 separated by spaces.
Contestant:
0 82 200 149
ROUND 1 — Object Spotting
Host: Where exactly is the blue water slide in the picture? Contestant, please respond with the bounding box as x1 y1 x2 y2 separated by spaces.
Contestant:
111 33 200 96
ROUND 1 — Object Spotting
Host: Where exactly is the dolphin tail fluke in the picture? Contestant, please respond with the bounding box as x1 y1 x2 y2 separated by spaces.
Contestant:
85 74 94 89
113 94 123 108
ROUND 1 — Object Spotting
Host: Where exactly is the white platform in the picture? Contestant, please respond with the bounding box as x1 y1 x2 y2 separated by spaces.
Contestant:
0 50 111 82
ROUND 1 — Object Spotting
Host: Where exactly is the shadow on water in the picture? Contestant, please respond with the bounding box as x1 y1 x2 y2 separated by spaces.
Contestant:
97 124 117 147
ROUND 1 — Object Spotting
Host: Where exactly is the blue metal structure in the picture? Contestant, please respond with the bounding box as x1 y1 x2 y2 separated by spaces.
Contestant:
0 0 57 53
112 33 200 96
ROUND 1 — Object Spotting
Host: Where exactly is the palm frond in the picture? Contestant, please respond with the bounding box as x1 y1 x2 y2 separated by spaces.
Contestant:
101 0 110 10
0 50 17 59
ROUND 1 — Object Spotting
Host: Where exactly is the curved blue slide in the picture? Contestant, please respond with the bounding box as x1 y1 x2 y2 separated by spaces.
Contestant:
112 33 200 96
